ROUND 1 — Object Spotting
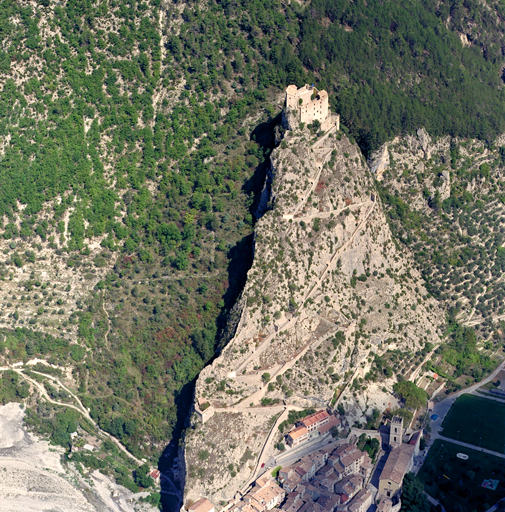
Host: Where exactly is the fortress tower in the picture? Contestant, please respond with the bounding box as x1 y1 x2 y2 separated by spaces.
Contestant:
389 416 403 448
285 84 340 132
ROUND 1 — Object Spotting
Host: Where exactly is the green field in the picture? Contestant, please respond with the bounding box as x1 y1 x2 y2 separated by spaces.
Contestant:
441 394 505 453
418 440 505 512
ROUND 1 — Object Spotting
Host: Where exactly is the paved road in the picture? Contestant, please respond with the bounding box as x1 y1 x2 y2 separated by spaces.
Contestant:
242 422 339 494
275 433 336 467
485 498 505 512
424 492 447 512
241 407 289 493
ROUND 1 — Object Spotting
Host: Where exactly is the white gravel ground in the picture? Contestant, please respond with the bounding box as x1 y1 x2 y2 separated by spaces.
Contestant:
0 403 156 512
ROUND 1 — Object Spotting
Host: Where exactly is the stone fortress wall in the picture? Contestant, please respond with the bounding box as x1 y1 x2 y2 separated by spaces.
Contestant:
285 84 339 132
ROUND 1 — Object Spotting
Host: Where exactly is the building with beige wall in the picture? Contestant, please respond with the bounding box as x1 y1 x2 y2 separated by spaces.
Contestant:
231 476 285 512
348 489 373 512
286 425 309 447
389 416 403 448
378 444 415 499
195 398 215 423
285 85 339 132
296 410 330 433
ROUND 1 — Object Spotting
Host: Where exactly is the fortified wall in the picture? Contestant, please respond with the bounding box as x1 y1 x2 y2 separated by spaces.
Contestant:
285 84 340 132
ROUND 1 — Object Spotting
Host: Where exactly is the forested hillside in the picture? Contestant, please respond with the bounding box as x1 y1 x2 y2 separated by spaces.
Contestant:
1 0 505 504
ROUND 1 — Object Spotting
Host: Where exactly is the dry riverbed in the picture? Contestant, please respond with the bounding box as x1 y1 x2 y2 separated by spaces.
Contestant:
0 402 155 512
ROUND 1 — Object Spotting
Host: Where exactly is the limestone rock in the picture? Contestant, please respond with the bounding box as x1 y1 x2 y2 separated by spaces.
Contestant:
416 127 431 157
182 120 444 507
439 170 451 200
367 144 389 179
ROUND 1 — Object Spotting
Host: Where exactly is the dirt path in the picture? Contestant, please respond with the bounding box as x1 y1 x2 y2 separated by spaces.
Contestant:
211 133 378 494
290 149 332 218
410 344 441 383
464 290 483 325
25 369 90 413
101 295 111 348
304 199 376 303
0 366 144 466
294 201 369 223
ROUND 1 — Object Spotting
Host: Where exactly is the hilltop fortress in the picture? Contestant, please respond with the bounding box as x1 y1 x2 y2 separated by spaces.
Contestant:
182 82 443 508
285 84 340 132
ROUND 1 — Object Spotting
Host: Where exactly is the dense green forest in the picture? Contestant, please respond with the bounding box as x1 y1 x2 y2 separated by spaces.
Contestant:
1 0 505 503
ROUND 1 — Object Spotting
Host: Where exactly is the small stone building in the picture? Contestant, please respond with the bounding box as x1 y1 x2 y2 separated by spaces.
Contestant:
195 398 214 423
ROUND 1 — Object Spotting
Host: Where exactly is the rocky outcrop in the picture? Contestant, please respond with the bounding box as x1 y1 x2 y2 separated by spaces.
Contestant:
368 144 390 179
181 122 444 507
416 127 432 158
377 129 505 332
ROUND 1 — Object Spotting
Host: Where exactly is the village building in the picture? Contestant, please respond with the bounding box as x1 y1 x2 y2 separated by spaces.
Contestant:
378 422 422 502
188 498 215 512
316 494 340 511
408 430 422 456
285 410 340 449
376 497 398 512
296 410 330 433
149 469 161 485
345 489 373 512
276 443 374 512
285 85 340 132
378 444 415 499
231 476 285 512
286 425 309 447
388 416 403 448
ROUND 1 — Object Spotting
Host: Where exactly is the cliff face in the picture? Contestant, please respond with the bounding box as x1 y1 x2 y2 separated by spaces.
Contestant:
181 121 444 507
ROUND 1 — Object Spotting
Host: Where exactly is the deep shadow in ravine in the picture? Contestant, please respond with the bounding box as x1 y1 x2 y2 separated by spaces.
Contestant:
159 114 281 511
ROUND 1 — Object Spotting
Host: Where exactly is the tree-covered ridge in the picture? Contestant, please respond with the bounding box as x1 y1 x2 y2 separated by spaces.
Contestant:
1 0 505 249
166 0 505 154
0 0 161 245
298 0 505 151
0 0 272 461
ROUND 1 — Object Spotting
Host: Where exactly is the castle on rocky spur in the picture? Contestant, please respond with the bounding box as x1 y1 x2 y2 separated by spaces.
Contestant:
285 84 340 132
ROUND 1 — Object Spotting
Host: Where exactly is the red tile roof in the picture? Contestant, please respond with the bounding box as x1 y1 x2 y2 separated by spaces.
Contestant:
288 425 308 440
301 410 329 428
189 498 214 512
318 415 340 434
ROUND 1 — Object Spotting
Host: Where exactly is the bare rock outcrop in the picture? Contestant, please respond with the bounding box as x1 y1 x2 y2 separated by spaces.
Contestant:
181 123 444 507
416 127 432 158
368 144 390 179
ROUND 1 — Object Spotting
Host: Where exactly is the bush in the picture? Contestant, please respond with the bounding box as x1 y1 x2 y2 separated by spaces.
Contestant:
198 450 209 461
